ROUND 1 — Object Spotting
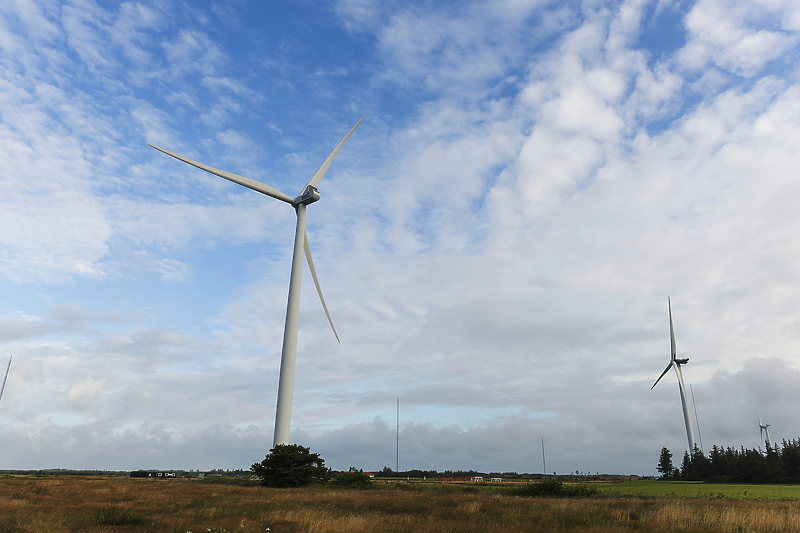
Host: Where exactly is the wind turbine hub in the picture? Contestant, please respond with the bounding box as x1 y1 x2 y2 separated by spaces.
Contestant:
675 358 689 365
295 185 321 205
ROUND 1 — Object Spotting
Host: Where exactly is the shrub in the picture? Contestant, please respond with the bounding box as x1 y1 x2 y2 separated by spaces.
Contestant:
251 444 327 488
511 479 598 498
330 471 373 488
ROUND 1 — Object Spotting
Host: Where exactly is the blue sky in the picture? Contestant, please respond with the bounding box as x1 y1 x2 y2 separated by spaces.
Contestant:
1 0 800 475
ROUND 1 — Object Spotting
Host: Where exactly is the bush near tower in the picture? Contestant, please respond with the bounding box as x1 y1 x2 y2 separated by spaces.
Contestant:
251 444 327 487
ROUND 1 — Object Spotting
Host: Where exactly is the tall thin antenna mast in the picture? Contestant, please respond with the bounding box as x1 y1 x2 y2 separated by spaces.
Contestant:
690 384 703 454
396 398 399 472
541 438 546 475
0 357 11 404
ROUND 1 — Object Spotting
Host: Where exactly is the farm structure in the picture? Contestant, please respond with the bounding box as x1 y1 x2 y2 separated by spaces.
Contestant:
130 471 177 478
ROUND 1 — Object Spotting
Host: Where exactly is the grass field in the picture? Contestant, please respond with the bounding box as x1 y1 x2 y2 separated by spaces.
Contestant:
597 480 800 500
2 475 800 532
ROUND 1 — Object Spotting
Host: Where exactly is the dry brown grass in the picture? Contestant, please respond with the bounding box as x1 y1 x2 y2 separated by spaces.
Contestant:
1 475 800 532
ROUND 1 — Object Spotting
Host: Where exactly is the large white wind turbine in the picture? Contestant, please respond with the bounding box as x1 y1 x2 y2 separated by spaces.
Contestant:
651 298 697 453
150 119 362 447
759 415 772 448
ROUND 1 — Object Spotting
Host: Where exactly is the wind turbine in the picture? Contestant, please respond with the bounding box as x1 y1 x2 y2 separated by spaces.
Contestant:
759 415 772 448
150 119 363 447
0 356 10 405
651 297 697 452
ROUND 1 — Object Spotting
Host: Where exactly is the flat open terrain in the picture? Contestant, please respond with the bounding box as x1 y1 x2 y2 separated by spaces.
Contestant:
597 480 800 500
2 475 800 532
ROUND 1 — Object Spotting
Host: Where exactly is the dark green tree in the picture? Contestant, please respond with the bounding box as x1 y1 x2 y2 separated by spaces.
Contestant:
251 444 327 487
765 441 782 482
736 446 767 483
679 450 699 480
691 445 712 480
657 447 674 479
782 439 800 482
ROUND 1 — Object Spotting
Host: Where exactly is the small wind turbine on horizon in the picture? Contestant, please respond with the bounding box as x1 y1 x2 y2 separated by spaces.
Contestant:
651 297 697 453
150 119 363 447
759 415 772 448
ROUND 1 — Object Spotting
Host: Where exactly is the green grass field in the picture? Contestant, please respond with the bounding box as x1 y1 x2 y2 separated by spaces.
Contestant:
597 480 800 500
2 476 800 532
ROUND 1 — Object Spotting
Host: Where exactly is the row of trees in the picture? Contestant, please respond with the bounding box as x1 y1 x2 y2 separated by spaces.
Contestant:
657 438 800 483
377 467 482 478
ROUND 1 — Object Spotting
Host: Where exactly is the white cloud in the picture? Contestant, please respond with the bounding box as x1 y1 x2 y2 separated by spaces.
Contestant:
680 0 799 75
68 376 104 411
162 29 226 78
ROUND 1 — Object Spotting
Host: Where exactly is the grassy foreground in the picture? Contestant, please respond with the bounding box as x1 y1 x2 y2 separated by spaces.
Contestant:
597 480 800 500
2 475 800 532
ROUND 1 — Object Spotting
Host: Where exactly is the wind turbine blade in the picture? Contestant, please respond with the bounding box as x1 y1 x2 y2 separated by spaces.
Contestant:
669 297 677 361
0 356 11 404
149 145 295 204
304 118 363 190
303 231 340 343
651 362 673 390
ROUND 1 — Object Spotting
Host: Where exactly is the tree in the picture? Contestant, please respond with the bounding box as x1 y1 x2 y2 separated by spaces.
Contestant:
679 450 699 480
657 447 674 479
251 444 327 487
692 445 712 480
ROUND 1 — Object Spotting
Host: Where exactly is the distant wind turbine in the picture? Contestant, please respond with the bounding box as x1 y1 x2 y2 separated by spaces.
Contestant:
150 119 363 447
759 415 772 448
651 298 697 452
0 356 10 404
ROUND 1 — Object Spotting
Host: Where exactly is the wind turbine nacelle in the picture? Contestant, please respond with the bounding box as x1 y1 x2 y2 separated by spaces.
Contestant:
295 185 321 205
675 358 689 365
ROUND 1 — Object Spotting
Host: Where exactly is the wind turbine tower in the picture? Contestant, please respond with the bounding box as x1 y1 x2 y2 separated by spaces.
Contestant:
759 416 772 448
651 298 697 453
151 119 362 447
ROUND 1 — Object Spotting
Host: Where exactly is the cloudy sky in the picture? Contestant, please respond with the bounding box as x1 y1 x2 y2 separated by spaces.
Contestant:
1 0 799 475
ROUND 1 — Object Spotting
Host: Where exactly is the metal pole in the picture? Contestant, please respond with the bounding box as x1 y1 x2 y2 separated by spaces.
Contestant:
396 397 399 472
542 438 546 475
273 204 307 447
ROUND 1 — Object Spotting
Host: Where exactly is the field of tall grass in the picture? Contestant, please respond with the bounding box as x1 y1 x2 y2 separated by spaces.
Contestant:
2 475 800 532
598 480 800 500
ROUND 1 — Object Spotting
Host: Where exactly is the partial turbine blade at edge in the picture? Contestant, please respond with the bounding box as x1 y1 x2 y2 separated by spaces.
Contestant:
651 362 673 390
303 232 340 343
304 118 364 190
669 296 677 361
149 145 295 204
0 356 11 404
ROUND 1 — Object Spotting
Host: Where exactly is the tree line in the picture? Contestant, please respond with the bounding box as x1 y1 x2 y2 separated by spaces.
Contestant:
658 438 800 483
